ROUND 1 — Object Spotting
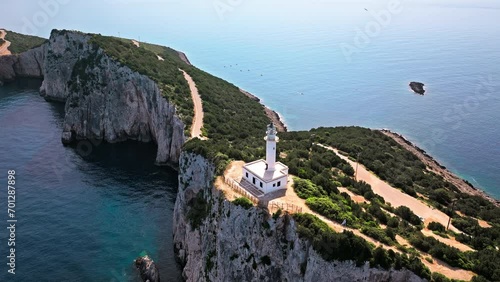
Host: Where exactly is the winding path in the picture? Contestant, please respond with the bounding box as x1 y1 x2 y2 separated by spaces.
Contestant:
179 69 204 139
0 29 12 56
316 144 461 233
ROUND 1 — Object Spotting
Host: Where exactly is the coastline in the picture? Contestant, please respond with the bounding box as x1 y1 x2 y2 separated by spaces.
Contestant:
175 50 286 133
174 45 497 210
177 51 191 66
239 88 288 132
380 129 499 206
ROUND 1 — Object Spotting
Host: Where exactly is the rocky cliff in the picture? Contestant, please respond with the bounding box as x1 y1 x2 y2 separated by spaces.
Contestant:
0 30 185 165
173 152 425 282
0 44 46 84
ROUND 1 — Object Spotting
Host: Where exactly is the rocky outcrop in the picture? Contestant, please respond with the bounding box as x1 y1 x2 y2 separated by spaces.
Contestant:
40 31 93 102
173 152 425 282
135 255 160 282
409 82 425 95
0 30 186 165
0 55 16 84
0 44 46 85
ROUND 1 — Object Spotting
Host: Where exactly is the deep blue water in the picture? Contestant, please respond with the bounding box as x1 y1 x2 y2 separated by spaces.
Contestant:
0 80 182 281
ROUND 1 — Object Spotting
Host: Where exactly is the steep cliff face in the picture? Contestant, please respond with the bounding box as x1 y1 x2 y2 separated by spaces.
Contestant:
0 44 46 84
173 153 425 282
39 31 92 102
0 30 185 165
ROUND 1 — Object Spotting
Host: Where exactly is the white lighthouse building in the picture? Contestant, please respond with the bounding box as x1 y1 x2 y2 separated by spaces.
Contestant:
242 123 289 194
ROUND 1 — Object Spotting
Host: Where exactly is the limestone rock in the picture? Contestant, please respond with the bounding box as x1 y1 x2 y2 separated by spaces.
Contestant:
0 55 17 82
135 255 160 282
0 30 186 165
14 44 46 78
0 44 46 83
173 152 427 282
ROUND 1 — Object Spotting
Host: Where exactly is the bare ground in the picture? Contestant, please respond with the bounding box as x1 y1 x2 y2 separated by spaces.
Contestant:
179 69 205 139
317 144 462 232
0 29 12 56
177 51 191 65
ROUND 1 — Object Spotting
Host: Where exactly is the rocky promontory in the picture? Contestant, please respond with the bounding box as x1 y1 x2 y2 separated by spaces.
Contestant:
173 152 425 282
0 30 185 165
0 44 46 85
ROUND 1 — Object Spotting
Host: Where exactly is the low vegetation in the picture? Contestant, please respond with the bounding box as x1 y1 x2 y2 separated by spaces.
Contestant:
4 30 47 54
187 192 209 229
89 34 193 127
294 213 432 280
232 197 253 209
277 128 499 281
75 31 500 281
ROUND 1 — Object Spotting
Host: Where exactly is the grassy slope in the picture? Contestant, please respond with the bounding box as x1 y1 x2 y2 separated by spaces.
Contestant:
4 30 47 54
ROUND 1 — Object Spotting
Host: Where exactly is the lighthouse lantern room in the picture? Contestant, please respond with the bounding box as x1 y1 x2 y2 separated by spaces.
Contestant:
242 123 289 194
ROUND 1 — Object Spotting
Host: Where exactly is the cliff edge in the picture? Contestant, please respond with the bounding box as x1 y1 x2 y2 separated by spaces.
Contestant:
173 152 425 282
0 30 185 165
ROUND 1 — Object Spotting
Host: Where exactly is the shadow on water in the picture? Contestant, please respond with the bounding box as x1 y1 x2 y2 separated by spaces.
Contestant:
0 80 183 281
70 140 179 199
2 77 44 90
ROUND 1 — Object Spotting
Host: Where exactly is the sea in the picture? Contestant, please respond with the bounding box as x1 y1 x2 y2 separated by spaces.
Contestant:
0 0 499 281
0 80 182 280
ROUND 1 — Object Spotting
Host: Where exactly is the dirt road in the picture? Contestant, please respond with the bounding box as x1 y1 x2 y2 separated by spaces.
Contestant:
179 69 204 139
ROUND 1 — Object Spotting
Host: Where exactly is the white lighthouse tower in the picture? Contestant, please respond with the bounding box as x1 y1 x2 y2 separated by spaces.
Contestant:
265 123 278 171
242 123 289 195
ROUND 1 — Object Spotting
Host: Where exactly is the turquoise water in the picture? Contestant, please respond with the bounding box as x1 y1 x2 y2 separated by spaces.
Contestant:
0 2 499 281
0 80 182 281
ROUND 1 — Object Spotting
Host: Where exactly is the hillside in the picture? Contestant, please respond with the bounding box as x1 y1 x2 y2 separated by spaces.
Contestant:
2 29 47 54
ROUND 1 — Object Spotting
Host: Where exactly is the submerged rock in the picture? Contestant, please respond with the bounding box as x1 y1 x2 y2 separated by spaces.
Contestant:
135 255 160 282
409 82 425 95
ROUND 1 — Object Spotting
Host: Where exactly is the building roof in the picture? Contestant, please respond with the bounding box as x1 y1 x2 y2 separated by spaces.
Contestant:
243 159 288 183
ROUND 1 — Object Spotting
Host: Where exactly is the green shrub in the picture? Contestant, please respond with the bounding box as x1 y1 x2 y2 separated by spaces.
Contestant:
293 177 327 199
452 216 480 235
395 206 422 227
187 192 209 229
272 208 282 220
233 197 253 209
428 221 446 233
408 232 472 270
431 272 451 282
361 226 395 246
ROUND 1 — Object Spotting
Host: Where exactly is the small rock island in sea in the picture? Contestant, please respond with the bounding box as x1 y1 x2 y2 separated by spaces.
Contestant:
409 81 425 95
